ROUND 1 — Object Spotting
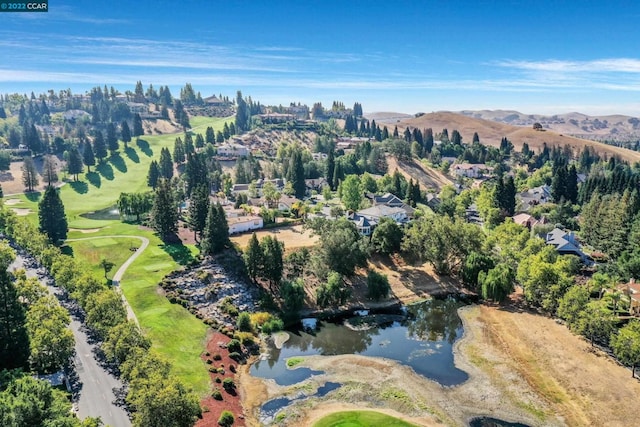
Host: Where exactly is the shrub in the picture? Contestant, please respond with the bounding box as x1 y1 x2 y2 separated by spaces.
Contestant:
250 312 272 328
227 339 241 353
208 367 217 373
236 311 252 332
367 270 391 301
218 410 234 427
215 377 221 383
228 352 241 362
212 389 223 401
217 368 225 374
234 331 254 345
229 364 236 373
222 378 235 391
213 353 222 361
206 359 213 364
261 318 284 334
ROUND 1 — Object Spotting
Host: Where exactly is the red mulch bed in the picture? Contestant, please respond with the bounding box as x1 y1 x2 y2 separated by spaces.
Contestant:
196 332 246 427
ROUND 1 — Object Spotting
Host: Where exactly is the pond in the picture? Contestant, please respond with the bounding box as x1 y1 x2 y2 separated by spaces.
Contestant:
251 298 468 387
80 205 120 220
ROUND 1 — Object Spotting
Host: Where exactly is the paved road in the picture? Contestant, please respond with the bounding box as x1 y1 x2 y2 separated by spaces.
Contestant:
67 235 150 326
10 235 151 427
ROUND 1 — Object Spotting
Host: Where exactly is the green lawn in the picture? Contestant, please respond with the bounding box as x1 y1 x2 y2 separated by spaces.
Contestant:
312 411 419 427
188 116 233 132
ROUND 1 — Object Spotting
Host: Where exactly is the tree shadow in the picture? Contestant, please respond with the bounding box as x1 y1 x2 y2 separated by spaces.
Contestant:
69 181 88 194
124 147 140 163
160 240 195 266
109 153 127 174
136 139 153 157
86 171 101 188
24 191 41 202
97 162 114 180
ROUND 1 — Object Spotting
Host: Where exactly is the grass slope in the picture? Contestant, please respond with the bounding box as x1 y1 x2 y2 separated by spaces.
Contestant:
312 410 419 427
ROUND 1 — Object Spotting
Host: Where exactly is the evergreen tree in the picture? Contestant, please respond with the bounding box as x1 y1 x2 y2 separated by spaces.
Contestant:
106 122 119 153
38 186 68 244
566 164 578 204
424 128 434 153
83 141 96 172
382 126 389 140
326 149 335 190
150 179 178 240
147 160 160 189
261 236 284 291
159 147 173 179
21 156 39 191
66 147 83 181
287 149 306 199
244 233 263 283
187 184 210 242
121 120 132 148
473 132 480 143
205 126 215 144
393 126 399 138
93 131 108 162
184 152 208 197
551 165 568 202
201 203 229 255
173 137 185 164
503 176 516 216
235 91 250 132
0 106 6 119
133 113 144 136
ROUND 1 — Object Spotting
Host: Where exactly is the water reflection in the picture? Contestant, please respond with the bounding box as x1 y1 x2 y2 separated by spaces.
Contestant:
251 298 469 386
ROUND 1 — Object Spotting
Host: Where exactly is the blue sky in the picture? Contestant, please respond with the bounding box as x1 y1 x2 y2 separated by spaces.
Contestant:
2 0 640 115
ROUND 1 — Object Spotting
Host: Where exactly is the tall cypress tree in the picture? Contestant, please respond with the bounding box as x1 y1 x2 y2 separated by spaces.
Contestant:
93 131 108 163
83 141 96 173
147 160 160 189
244 233 263 283
566 164 578 204
287 149 306 199
188 184 210 242
159 147 173 179
106 122 119 153
201 203 229 255
326 149 335 190
38 186 68 244
133 113 144 137
150 179 178 240
121 120 131 148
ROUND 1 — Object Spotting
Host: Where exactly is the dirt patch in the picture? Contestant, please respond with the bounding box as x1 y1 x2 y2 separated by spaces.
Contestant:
196 331 247 427
301 402 438 427
386 155 453 192
3 198 22 206
230 225 318 251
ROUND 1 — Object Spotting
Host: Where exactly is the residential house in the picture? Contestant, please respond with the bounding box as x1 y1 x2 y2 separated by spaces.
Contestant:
511 213 539 229
545 228 591 264
62 109 91 121
518 184 552 211
346 211 373 236
277 195 302 211
357 205 408 224
622 279 640 317
305 177 329 193
204 95 225 105
366 192 415 218
452 163 494 178
126 102 147 114
227 215 264 235
217 143 249 157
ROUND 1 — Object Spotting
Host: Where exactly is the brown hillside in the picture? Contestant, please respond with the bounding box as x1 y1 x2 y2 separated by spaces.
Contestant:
398 112 640 163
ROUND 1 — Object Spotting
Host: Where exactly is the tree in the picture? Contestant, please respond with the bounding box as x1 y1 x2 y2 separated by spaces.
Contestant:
260 235 283 291
236 312 252 332
121 120 132 148
371 217 402 254
102 321 151 365
150 179 178 240
106 122 119 153
326 149 335 190
341 174 363 211
65 146 84 181
133 113 144 137
201 203 229 255
317 271 350 307
205 126 215 144
38 186 68 244
478 263 515 302
42 155 58 187
557 285 590 329
100 258 115 279
367 270 390 301
147 160 160 189
21 156 39 191
402 215 483 275
187 184 210 242
611 320 640 377
173 137 185 164
235 91 250 132
280 278 305 316
287 149 306 199
461 251 495 289
84 289 127 339
244 233 263 283
159 147 173 179
25 294 74 373
575 300 615 346
93 131 108 163
316 218 368 277
0 256 30 370
83 141 96 172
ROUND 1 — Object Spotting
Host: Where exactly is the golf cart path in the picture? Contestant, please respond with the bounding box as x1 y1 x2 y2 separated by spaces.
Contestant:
67 235 150 326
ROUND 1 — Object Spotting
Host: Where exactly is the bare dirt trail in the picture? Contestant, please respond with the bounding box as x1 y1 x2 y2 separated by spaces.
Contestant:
386 155 453 192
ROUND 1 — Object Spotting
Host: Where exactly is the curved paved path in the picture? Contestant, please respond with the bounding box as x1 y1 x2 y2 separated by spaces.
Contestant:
67 235 150 326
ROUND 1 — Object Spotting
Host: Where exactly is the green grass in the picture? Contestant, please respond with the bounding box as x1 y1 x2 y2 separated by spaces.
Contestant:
286 356 304 368
312 411 419 427
188 116 233 132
